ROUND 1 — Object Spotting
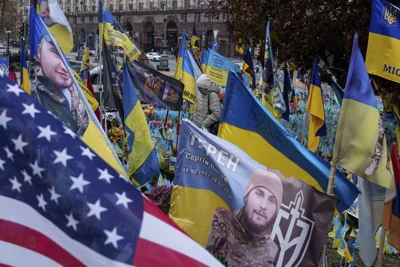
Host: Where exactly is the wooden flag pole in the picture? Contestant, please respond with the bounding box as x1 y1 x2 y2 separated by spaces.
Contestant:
175 109 181 157
377 228 386 267
317 165 337 267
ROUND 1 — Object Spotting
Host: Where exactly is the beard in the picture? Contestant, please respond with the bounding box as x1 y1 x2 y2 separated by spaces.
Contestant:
242 209 271 235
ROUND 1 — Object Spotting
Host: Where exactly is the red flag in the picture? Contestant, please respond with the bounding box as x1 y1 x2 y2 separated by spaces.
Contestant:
384 142 400 251
8 71 17 83
87 71 101 123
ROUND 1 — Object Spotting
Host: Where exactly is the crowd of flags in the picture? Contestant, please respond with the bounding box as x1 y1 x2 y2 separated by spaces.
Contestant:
1 0 400 265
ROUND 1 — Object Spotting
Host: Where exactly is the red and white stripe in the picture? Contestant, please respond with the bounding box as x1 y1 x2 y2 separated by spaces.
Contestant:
0 196 221 267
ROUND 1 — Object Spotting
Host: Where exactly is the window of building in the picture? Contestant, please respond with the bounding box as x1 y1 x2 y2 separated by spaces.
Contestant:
73 16 77 23
75 6 79 12
149 2 155 10
119 4 123 11
92 6 96 12
184 0 190 9
172 1 177 9
184 13 187 22
110 4 113 11
84 6 88 12
81 16 84 23
67 7 71 13
139 2 144 10
89 16 93 23
129 3 133 11
223 13 226 21
198 13 201 22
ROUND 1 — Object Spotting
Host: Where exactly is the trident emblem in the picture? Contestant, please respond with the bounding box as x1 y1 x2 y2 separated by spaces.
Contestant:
383 4 399 26
271 191 315 267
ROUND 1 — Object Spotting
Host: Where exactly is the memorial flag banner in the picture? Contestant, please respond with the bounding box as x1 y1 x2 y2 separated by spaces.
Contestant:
126 61 184 111
170 119 338 266
28 10 125 177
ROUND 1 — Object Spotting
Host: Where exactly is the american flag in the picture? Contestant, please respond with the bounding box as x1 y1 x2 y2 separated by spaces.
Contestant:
0 72 221 266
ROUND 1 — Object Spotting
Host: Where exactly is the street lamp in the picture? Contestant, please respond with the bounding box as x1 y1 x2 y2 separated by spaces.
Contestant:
6 30 11 56
161 0 168 55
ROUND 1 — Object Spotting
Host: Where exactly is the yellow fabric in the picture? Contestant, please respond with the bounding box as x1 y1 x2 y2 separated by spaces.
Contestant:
169 185 229 247
70 69 99 111
103 22 141 62
21 67 31 94
333 99 396 194
125 102 154 179
366 32 400 84
175 55 196 103
82 118 126 177
306 83 325 152
218 123 323 191
48 23 73 55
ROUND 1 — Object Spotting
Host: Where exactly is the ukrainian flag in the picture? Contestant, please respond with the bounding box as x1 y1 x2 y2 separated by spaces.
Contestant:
219 71 358 212
20 38 30 94
333 34 396 195
123 62 160 185
366 0 400 83
242 48 255 89
103 9 140 62
201 48 208 73
235 39 244 55
175 31 197 103
306 58 326 152
191 22 200 59
79 34 90 81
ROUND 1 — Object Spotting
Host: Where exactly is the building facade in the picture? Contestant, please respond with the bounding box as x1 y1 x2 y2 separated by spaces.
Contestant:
58 0 237 57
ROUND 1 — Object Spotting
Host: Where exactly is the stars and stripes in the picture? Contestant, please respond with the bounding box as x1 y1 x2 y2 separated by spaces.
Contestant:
0 72 221 266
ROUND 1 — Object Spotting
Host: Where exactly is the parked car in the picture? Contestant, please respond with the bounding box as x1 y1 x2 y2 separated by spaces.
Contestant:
146 52 161 61
89 65 103 84
0 46 6 55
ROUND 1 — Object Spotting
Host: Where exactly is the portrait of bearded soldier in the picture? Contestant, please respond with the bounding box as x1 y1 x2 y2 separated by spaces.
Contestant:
206 169 283 267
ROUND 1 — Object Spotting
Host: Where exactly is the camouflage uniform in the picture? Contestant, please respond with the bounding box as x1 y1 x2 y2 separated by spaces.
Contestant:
365 118 392 176
31 64 89 137
206 207 278 267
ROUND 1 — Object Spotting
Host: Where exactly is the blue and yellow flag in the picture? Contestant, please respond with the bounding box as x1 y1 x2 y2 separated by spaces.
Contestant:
366 0 400 83
30 0 73 55
103 9 140 62
201 48 208 73
306 58 326 152
79 34 90 81
175 31 197 103
219 71 358 212
242 48 255 89
333 34 395 195
235 39 244 55
191 22 200 59
20 38 30 94
98 0 104 47
123 62 160 185
29 10 126 177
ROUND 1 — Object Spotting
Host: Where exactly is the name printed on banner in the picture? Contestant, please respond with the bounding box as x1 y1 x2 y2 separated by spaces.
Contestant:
183 90 196 102
182 133 241 199
383 64 400 77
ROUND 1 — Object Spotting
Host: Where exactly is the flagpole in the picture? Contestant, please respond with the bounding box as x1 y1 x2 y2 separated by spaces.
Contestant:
98 41 103 127
175 109 181 157
377 228 386 267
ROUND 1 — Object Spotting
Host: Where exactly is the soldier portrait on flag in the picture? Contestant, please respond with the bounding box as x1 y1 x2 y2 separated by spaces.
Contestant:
206 169 283 266
31 33 88 136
